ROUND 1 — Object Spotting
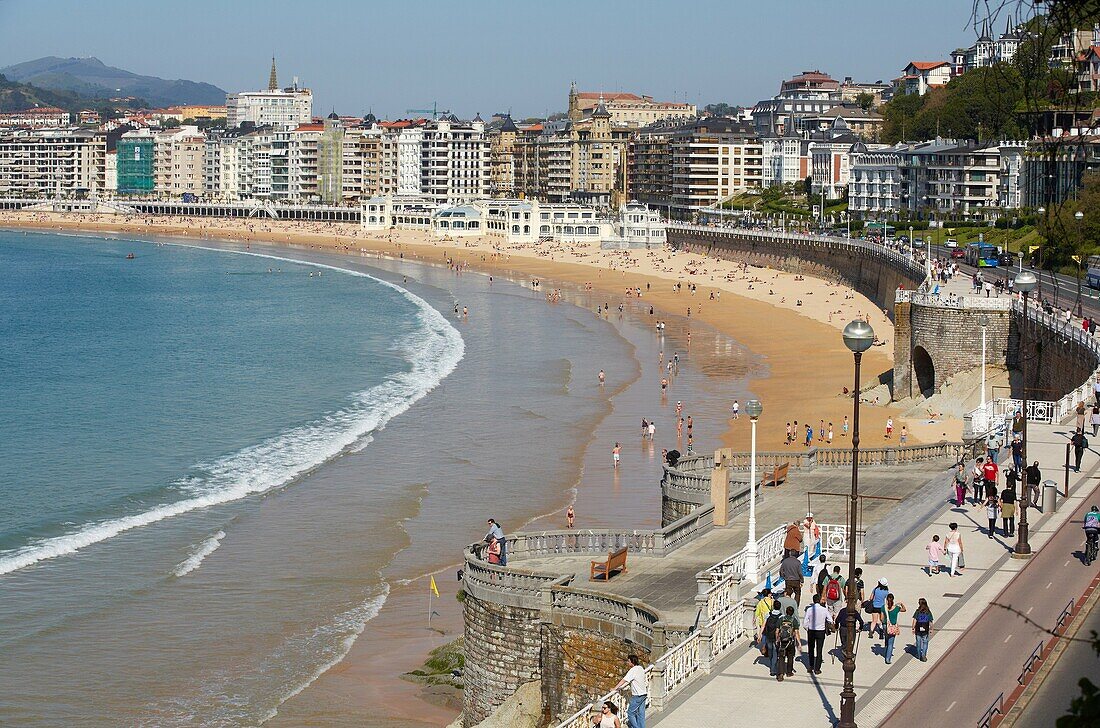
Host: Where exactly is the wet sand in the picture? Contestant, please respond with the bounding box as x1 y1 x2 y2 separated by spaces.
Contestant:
0 212 927 726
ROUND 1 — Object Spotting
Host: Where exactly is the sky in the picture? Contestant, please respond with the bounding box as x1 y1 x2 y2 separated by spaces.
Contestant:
0 0 995 119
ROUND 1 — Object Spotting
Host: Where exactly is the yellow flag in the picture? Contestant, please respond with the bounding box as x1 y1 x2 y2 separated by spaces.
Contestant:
1072 255 1082 263
1029 246 1040 254
430 575 440 598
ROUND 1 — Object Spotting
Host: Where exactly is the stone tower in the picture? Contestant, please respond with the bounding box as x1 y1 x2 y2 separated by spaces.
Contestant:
567 81 582 123
269 56 278 91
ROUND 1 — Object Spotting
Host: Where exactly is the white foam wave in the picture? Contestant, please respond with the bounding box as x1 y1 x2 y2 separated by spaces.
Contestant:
0 247 464 577
172 530 226 577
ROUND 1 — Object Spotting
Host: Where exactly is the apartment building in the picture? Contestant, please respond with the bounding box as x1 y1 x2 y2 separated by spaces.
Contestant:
227 58 313 128
153 125 205 197
0 107 72 129
629 117 762 216
808 120 863 200
761 130 811 188
898 61 952 96
751 70 842 136
0 128 106 196
420 117 488 203
568 85 696 127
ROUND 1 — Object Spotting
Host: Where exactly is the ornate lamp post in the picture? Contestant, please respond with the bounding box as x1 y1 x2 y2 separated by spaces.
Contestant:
979 314 989 420
1014 270 1038 559
839 319 874 728
743 399 764 583
1075 210 1084 317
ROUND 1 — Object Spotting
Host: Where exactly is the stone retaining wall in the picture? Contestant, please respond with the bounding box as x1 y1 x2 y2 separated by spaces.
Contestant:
462 595 544 726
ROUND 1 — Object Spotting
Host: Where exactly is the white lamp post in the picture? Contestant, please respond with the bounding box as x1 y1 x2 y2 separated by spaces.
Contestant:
743 398 764 583
979 314 989 429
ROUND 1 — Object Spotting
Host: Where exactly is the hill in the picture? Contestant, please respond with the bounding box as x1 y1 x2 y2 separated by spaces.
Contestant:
0 73 117 113
0 57 226 108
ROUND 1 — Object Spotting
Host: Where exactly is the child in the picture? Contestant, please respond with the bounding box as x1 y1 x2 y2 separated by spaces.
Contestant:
842 416 849 437
900 425 908 445
827 423 834 445
925 534 943 576
885 418 894 439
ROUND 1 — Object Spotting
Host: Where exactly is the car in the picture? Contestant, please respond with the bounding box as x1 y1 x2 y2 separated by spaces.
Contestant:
998 252 1015 266
951 248 966 259
944 238 958 248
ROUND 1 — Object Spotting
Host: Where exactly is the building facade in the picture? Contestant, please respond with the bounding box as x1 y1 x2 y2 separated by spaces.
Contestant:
0 128 106 196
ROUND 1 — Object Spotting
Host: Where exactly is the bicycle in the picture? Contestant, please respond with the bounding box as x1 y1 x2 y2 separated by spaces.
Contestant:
1086 532 1099 566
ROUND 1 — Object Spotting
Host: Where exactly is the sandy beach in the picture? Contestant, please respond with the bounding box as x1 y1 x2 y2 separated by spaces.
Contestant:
1 211 959 726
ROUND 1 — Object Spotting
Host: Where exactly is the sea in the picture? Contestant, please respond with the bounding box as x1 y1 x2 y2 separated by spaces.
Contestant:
0 229 755 726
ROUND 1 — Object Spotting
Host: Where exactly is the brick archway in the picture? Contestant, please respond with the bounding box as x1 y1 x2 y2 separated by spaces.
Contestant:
912 345 936 398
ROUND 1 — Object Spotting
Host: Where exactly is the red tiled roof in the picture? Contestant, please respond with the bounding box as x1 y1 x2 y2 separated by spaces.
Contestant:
295 123 324 131
1077 45 1100 61
908 61 949 71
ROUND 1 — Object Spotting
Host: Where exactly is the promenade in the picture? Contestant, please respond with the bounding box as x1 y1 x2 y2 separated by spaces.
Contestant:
651 420 1099 727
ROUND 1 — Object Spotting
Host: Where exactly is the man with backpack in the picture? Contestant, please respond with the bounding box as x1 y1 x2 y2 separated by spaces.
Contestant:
812 553 830 598
803 595 833 675
774 605 802 681
762 607 782 678
823 565 846 617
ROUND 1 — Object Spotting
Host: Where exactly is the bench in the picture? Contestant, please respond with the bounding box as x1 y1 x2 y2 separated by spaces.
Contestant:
762 462 790 487
590 547 628 581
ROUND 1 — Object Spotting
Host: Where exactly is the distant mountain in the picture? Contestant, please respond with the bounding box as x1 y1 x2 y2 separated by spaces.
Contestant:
0 57 226 108
0 73 116 113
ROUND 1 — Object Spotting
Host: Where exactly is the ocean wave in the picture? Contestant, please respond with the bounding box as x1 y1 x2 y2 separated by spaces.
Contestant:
0 248 464 577
172 531 226 577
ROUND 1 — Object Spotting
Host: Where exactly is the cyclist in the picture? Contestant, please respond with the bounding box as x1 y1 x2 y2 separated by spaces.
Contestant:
1085 506 1100 564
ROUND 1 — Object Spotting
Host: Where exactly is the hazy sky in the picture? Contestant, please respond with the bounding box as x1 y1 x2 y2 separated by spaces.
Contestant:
0 0 996 118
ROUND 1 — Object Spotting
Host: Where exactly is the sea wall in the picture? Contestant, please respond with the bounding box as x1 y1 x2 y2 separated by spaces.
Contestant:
667 226 923 317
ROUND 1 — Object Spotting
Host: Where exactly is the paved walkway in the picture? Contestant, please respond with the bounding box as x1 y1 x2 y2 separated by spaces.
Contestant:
516 463 947 625
651 421 1098 727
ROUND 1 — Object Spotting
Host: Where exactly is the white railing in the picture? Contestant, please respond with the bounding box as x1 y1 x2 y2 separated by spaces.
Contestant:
702 525 786 583
818 524 866 559
660 630 701 695
704 574 739 619
896 289 1013 310
555 680 639 728
710 599 750 661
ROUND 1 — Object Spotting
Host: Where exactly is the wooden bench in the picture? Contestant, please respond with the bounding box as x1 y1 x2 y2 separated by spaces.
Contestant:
762 462 790 487
590 547 628 581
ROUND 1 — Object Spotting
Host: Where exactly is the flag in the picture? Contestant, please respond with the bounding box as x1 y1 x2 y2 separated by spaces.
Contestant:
429 575 440 598
1029 246 1040 254
1072 255 1082 263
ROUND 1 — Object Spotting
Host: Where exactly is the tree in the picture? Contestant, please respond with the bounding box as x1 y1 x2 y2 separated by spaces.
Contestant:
855 92 876 111
705 102 735 117
804 175 813 203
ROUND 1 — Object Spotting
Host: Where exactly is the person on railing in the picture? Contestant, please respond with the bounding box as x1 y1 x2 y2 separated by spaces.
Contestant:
486 519 507 566
612 655 647 728
593 701 621 728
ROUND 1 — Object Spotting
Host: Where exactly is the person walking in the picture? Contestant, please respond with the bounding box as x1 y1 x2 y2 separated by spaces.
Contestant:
882 593 907 664
953 462 968 507
1076 402 1088 432
912 598 934 662
836 602 865 654
753 588 774 647
1072 428 1088 472
812 554 830 600
780 551 804 606
1011 436 1024 472
613 655 647 728
1025 461 1042 507
868 578 890 638
925 535 943 576
982 456 999 500
612 443 621 468
1090 405 1100 437
945 523 964 576
824 565 846 617
783 521 803 558
972 458 986 505
566 505 575 529
775 605 802 681
763 607 782 678
802 513 820 557
804 595 832 675
1001 480 1017 537
985 493 1001 538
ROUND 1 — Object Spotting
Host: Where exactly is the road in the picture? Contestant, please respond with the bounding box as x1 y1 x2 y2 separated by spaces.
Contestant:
882 489 1100 728
1012 591 1100 726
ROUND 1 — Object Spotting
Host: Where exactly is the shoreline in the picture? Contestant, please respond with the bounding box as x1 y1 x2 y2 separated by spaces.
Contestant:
1 213 950 727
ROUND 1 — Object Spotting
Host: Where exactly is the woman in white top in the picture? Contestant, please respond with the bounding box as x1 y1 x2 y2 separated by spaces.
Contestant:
593 701 621 728
945 522 964 576
1090 406 1100 437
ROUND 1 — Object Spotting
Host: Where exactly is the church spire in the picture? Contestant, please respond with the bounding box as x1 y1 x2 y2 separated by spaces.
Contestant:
269 56 278 91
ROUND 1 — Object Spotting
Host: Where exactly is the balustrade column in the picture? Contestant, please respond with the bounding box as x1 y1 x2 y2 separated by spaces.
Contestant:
698 626 714 673
648 663 667 712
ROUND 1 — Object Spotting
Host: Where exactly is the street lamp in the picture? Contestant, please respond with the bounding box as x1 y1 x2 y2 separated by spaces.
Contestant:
743 398 764 583
909 225 915 259
979 314 989 422
1075 210 1084 317
839 319 874 728
1014 270 1038 559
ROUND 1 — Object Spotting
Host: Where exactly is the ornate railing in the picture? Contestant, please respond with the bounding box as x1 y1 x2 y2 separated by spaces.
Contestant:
818 523 866 559
507 529 664 559
550 587 659 644
702 525 786 584
710 599 750 661
895 289 1013 310
461 546 567 609
658 630 701 696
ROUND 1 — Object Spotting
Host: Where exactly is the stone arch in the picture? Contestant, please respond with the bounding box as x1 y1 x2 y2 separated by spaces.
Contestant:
912 345 935 397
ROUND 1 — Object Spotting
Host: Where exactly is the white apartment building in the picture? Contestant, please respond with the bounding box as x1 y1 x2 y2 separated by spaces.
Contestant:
848 144 905 216
154 126 205 197
0 128 106 196
761 133 811 188
0 107 72 128
751 70 842 136
808 119 864 200
420 118 488 203
899 61 952 96
227 61 313 129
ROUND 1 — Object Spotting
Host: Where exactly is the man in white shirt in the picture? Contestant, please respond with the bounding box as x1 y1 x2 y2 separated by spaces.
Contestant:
804 595 833 675
614 654 648 728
